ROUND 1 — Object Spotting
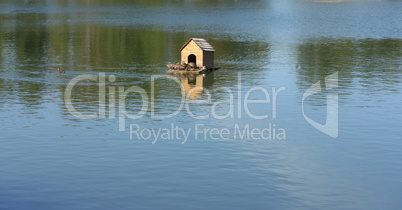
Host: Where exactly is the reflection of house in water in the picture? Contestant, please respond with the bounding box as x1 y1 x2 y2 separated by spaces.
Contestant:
171 73 214 99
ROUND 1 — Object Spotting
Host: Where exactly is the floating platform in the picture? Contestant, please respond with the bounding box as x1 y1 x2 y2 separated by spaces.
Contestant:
167 67 220 74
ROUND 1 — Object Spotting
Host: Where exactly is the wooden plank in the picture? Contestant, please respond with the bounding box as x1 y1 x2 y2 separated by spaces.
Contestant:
167 69 207 74
166 68 220 74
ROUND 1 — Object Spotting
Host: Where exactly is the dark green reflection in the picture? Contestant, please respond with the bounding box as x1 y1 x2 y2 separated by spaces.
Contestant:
0 9 270 112
296 38 402 94
1 0 266 7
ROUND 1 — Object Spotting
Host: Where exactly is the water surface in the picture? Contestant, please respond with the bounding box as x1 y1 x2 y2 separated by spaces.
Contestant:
0 0 401 209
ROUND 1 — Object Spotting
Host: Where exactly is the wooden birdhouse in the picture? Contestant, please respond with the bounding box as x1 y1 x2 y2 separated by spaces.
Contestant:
180 38 215 69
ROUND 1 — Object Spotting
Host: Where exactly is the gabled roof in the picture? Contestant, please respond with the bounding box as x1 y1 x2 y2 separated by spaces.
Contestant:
180 38 215 52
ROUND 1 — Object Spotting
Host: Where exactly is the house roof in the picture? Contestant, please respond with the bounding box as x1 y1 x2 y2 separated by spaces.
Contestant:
180 38 215 52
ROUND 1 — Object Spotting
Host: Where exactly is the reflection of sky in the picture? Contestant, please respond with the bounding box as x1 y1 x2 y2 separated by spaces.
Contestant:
2 0 401 41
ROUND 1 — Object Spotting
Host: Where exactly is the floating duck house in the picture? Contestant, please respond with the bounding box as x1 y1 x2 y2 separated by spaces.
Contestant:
167 38 218 74
180 38 214 69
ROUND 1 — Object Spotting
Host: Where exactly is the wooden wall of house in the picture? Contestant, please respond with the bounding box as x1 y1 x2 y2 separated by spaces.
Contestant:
181 40 204 66
203 51 214 68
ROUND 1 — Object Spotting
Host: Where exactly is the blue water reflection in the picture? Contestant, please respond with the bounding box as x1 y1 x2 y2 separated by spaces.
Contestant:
0 0 402 209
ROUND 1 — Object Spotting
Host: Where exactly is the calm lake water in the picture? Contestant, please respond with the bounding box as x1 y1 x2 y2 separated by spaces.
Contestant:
1 0 401 209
